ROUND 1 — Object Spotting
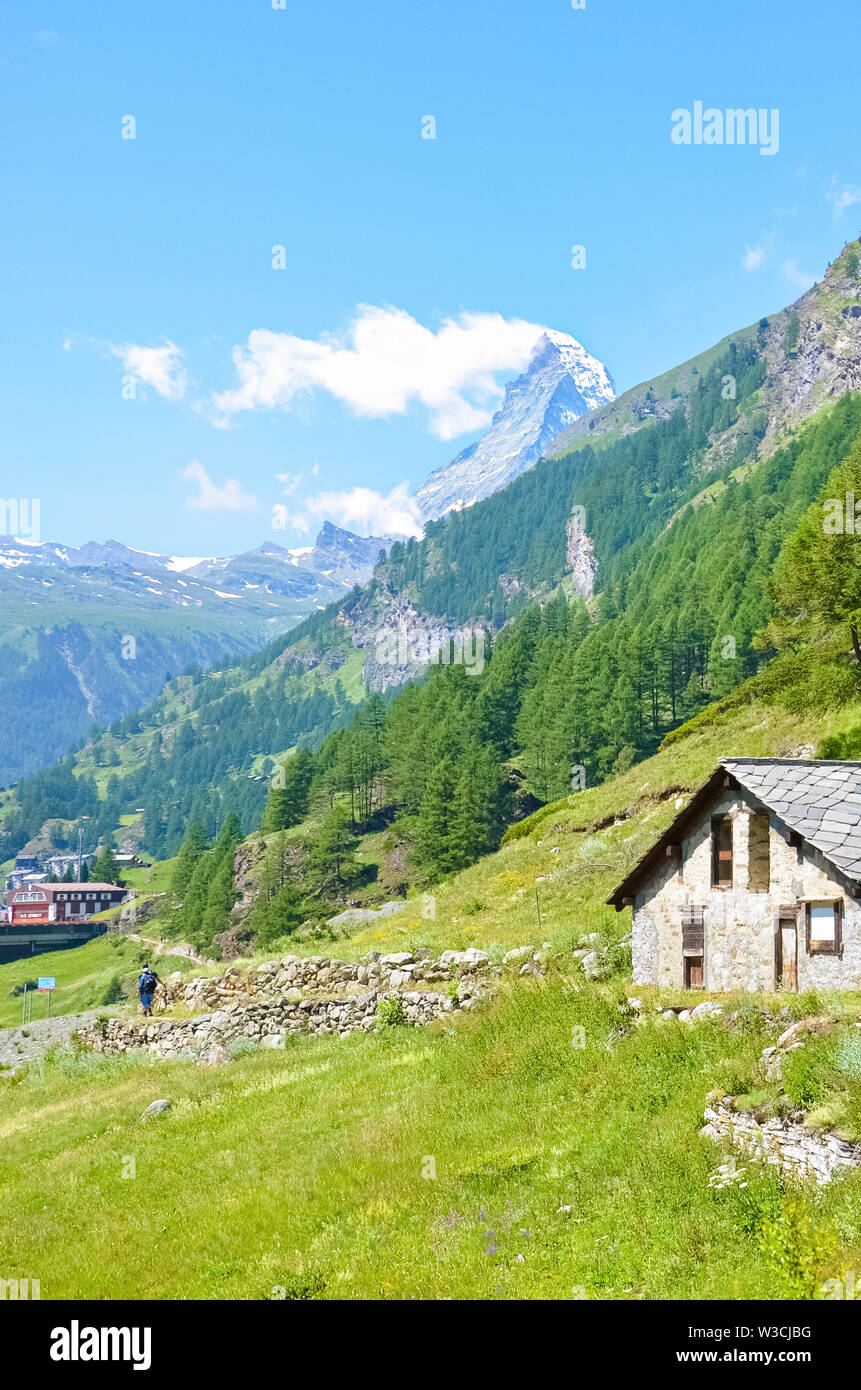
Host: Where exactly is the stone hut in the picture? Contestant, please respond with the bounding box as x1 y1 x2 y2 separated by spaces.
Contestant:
608 759 861 993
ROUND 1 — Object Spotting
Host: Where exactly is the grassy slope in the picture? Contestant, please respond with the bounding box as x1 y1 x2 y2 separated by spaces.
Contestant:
0 935 191 1030
5 683 861 1298
290 690 861 963
3 973 861 1301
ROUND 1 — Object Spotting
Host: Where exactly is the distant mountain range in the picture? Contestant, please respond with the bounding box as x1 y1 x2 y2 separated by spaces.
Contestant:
0 522 391 784
6 239 861 862
0 324 614 785
0 522 389 595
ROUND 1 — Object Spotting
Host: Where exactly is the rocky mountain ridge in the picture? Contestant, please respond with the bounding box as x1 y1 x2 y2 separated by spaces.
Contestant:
414 329 615 521
0 523 392 784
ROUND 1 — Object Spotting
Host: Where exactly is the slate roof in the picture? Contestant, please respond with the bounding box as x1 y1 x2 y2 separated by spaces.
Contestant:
722 759 861 879
607 758 861 907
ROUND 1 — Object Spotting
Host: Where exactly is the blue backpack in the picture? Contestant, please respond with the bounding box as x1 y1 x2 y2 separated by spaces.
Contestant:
139 970 157 995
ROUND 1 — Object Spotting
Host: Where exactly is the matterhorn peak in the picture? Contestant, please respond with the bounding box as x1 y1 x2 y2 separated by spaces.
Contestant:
414 328 614 522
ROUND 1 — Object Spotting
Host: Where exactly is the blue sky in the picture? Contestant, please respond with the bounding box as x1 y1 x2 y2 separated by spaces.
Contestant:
2 0 860 556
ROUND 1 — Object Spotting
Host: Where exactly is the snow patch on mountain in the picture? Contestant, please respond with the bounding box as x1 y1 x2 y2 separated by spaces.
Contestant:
414 329 615 522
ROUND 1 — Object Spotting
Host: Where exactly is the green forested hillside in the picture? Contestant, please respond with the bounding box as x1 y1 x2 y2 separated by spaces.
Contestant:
143 391 861 939
4 248 861 898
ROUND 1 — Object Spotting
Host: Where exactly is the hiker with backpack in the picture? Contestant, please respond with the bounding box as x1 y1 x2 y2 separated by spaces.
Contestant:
137 964 162 1017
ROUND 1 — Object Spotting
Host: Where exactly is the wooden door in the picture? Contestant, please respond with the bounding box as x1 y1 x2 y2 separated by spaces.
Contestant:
684 956 704 989
776 915 798 991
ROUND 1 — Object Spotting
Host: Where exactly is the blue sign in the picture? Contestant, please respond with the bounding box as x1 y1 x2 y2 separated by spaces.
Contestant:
37 976 56 992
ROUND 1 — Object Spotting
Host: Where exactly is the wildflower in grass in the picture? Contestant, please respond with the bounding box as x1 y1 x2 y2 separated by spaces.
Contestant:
708 1158 750 1189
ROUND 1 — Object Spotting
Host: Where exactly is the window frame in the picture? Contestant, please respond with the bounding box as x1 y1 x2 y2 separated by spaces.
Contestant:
747 811 771 893
711 814 734 890
805 899 843 956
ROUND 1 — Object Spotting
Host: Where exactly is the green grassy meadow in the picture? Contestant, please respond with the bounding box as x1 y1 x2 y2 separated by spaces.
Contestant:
5 686 861 1298
3 979 861 1300
0 935 191 1030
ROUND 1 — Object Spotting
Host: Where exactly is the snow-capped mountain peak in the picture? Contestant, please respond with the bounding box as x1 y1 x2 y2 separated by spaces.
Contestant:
414 328 615 522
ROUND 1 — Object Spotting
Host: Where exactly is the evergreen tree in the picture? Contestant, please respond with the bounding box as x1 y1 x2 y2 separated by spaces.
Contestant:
760 437 861 664
450 746 511 868
414 757 460 878
262 749 314 832
166 822 208 930
200 852 238 944
90 846 121 884
307 805 361 895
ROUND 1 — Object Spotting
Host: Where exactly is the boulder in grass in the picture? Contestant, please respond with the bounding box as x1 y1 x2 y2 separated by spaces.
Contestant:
503 947 532 968
690 1000 723 1021
580 950 610 981
141 1099 171 1122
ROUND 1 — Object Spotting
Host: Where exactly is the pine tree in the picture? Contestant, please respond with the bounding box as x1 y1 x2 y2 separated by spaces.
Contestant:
200 852 238 944
166 822 208 930
307 805 361 895
450 747 511 868
414 757 460 879
760 437 861 665
91 846 121 884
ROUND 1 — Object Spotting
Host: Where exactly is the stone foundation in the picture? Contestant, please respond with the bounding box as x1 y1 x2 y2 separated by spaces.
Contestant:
701 1100 861 1184
78 988 463 1059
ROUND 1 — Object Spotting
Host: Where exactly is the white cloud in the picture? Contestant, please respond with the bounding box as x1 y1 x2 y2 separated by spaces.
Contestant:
271 504 310 533
741 230 776 272
109 340 187 401
183 460 257 512
35 29 62 44
211 305 548 440
782 259 816 291
298 482 423 538
742 242 769 271
826 176 861 220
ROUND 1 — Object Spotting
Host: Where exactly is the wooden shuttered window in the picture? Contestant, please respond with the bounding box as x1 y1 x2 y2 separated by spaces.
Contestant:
804 899 843 956
711 816 733 889
681 904 704 957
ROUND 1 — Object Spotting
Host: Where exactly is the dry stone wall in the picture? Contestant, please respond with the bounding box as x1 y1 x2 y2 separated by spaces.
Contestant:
701 1100 861 1184
163 946 497 1011
75 947 501 1061
80 988 460 1060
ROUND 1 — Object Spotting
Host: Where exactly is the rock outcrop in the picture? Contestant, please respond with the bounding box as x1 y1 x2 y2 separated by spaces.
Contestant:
565 513 598 598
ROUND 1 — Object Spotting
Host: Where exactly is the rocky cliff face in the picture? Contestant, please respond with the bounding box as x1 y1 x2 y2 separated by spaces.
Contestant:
345 591 486 691
414 329 615 521
755 248 861 452
551 240 861 469
565 513 598 598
